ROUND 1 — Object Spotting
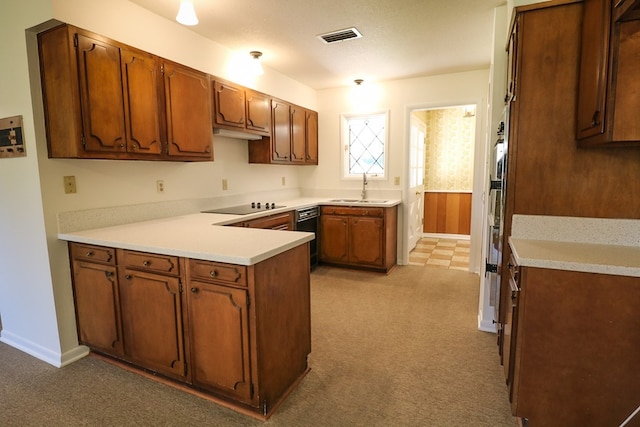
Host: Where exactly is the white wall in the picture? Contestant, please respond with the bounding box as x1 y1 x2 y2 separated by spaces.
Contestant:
0 0 66 365
308 70 490 268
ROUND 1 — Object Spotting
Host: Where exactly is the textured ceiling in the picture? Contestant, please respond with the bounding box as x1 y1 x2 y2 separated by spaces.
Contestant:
130 0 504 89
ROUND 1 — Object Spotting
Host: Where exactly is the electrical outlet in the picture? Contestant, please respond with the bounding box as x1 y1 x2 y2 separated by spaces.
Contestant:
394 176 400 185
281 176 286 186
222 179 228 190
156 180 164 193
63 176 76 194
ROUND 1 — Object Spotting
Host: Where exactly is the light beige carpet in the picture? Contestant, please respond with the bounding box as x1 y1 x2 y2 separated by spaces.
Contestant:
0 265 516 426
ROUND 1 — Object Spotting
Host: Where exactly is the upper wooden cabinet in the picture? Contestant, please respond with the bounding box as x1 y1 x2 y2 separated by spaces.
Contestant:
38 24 212 161
163 61 213 159
577 0 640 147
248 98 319 165
213 80 271 137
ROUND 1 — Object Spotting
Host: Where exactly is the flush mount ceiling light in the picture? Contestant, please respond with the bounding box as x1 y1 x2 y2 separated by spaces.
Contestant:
354 79 364 85
176 0 198 26
249 51 264 76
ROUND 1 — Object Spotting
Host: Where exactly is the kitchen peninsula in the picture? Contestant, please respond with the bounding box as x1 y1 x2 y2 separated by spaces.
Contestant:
59 211 315 419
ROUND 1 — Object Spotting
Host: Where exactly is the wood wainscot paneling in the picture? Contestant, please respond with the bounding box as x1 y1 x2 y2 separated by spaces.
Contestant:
423 192 472 235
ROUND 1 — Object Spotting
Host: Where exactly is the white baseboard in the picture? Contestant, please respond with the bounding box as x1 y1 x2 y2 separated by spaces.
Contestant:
0 330 89 367
422 232 470 240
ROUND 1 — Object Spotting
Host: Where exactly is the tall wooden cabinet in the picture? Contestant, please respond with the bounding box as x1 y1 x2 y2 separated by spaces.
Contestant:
38 24 212 161
497 1 640 423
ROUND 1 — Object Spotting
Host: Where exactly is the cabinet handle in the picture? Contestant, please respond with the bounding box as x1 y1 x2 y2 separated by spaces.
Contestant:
209 270 218 278
86 251 94 257
143 260 151 267
591 110 601 127
190 287 198 293
511 290 517 300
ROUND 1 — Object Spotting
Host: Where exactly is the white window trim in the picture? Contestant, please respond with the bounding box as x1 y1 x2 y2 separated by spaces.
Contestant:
340 110 390 180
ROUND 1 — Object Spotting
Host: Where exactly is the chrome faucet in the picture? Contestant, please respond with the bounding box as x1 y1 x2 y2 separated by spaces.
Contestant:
361 172 368 200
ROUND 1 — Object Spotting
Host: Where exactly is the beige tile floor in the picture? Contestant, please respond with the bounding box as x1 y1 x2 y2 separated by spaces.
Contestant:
408 237 470 271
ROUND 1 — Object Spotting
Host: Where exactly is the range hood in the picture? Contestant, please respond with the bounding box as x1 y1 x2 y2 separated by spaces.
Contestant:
213 128 263 141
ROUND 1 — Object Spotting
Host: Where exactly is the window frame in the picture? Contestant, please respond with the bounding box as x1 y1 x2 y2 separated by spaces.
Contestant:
340 110 390 180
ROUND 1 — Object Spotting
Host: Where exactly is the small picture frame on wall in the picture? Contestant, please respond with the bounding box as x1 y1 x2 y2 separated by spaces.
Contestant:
0 115 26 158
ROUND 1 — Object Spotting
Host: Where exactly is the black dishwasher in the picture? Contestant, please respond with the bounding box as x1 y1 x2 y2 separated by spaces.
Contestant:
295 206 319 269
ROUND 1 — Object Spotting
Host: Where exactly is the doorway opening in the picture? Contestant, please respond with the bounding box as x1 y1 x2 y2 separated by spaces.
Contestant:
405 104 478 271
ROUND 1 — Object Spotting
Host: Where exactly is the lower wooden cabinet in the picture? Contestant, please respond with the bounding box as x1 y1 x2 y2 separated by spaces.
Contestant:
319 205 397 272
187 279 254 404
70 244 124 358
508 266 640 425
118 250 187 381
229 211 294 230
68 241 311 418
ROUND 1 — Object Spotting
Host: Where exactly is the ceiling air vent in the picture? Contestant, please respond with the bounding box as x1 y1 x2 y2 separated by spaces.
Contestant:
317 27 363 44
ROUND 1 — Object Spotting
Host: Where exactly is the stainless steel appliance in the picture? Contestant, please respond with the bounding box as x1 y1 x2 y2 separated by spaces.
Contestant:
486 107 509 321
295 206 319 269
202 202 285 215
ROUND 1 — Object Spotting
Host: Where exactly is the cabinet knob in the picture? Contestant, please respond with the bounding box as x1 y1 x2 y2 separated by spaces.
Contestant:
125 274 132 280
190 287 198 293
143 260 151 267
105 271 113 278
86 251 94 257
511 290 517 300
209 270 218 278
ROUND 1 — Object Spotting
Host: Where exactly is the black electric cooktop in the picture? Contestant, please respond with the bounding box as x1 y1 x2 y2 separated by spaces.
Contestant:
202 202 285 215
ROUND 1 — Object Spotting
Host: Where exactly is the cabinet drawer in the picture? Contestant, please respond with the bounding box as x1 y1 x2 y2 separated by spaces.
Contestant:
70 243 116 265
119 250 180 276
189 260 247 287
321 206 384 217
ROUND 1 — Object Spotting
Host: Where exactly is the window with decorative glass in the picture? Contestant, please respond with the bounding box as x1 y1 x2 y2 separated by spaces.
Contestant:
341 111 388 179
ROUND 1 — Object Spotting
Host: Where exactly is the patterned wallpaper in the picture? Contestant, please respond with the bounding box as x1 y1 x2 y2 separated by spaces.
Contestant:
419 106 475 192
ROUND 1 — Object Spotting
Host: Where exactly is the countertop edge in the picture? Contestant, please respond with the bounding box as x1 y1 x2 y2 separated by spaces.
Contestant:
509 237 640 278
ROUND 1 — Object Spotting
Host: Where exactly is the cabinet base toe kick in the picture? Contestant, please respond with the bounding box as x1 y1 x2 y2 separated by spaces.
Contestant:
90 351 311 420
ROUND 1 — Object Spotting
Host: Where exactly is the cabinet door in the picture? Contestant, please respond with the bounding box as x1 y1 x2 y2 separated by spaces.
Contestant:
245 90 271 135
290 105 306 163
163 62 213 160
72 260 124 357
214 81 245 128
121 48 163 155
76 34 127 153
187 281 253 404
305 110 318 164
319 215 349 263
576 0 611 140
119 269 186 379
349 217 384 267
271 100 291 162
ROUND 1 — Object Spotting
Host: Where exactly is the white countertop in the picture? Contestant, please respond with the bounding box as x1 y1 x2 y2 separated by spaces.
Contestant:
59 213 314 266
509 237 640 277
57 197 401 266
508 215 640 277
